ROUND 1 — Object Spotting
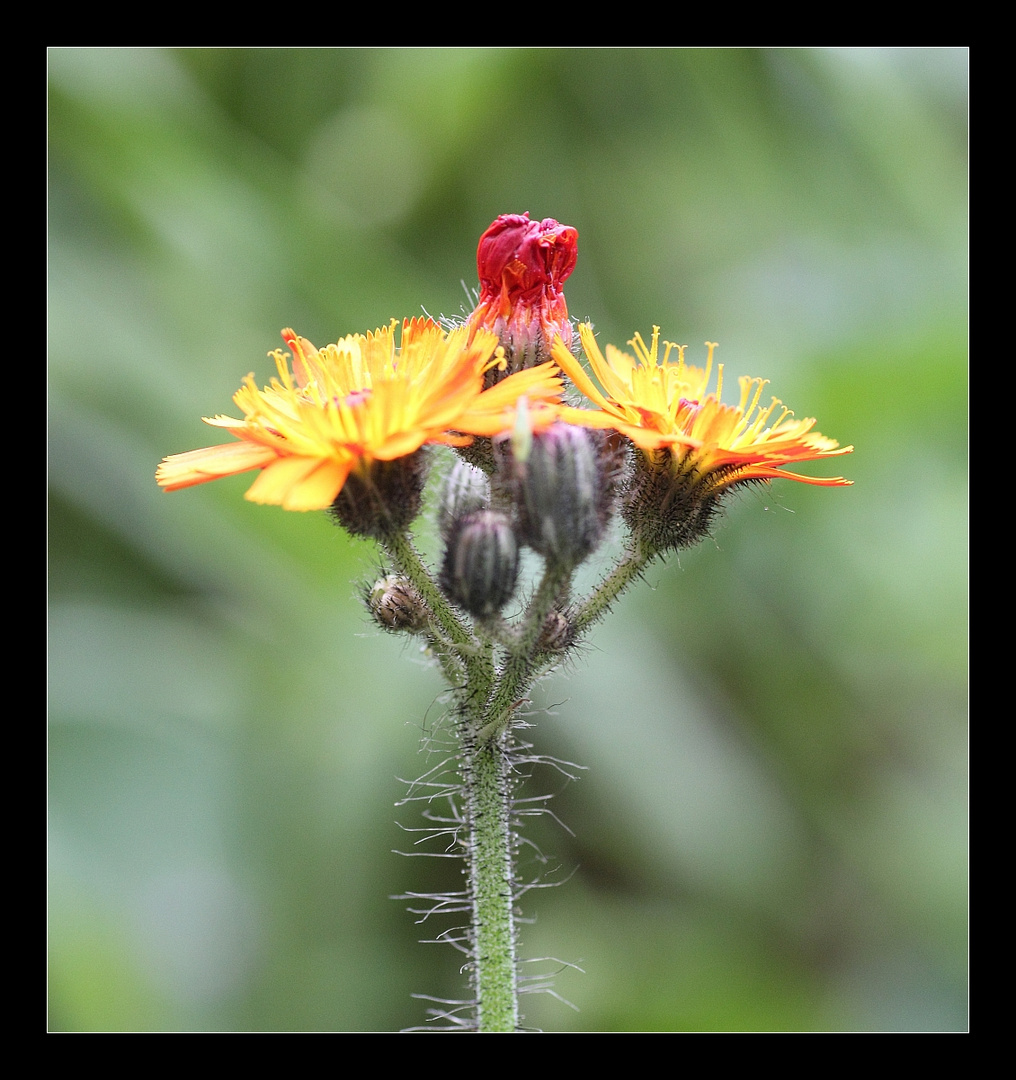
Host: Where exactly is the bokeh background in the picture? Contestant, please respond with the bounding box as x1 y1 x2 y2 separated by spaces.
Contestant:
49 48 967 1032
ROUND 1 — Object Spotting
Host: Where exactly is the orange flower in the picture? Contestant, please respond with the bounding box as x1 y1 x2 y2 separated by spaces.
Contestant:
156 318 563 512
553 324 853 490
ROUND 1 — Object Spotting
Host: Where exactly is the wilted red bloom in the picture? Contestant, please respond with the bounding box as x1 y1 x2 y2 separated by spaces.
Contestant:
466 212 578 377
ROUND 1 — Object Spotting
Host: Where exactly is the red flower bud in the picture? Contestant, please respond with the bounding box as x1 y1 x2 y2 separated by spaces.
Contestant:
476 213 578 304
467 212 578 379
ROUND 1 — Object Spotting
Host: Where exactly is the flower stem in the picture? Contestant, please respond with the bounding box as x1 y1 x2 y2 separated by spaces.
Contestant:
463 725 518 1033
380 529 493 693
571 541 655 639
385 540 581 1031
477 561 571 742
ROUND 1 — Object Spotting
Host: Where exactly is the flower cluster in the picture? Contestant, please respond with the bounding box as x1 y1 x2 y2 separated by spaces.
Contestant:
155 212 855 1034
158 213 851 612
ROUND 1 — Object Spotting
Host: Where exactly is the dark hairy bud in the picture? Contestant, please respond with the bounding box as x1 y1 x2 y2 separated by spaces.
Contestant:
439 510 520 619
511 424 617 568
438 460 490 540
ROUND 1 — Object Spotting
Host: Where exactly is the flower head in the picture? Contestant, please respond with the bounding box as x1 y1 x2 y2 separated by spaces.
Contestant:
552 324 852 552
554 324 852 488
156 318 564 516
466 212 578 377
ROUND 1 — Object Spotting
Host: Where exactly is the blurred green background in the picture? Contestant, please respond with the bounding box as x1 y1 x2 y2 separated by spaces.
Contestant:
48 48 967 1032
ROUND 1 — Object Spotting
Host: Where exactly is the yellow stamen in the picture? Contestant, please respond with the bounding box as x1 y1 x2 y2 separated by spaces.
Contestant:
705 343 719 401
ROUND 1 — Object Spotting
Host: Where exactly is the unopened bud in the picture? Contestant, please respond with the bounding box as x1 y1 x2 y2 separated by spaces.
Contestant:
511 423 616 568
367 575 429 633
438 460 490 540
439 510 520 619
466 212 578 379
537 607 575 653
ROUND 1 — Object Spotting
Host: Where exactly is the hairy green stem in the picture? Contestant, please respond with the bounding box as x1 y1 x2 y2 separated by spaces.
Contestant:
463 727 518 1033
389 539 654 1030
571 541 655 639
477 562 572 742
380 530 493 693
460 564 574 1029
381 528 520 1029
387 542 636 1031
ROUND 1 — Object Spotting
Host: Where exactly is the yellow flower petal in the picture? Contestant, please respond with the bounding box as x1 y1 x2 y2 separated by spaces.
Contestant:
155 441 278 491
